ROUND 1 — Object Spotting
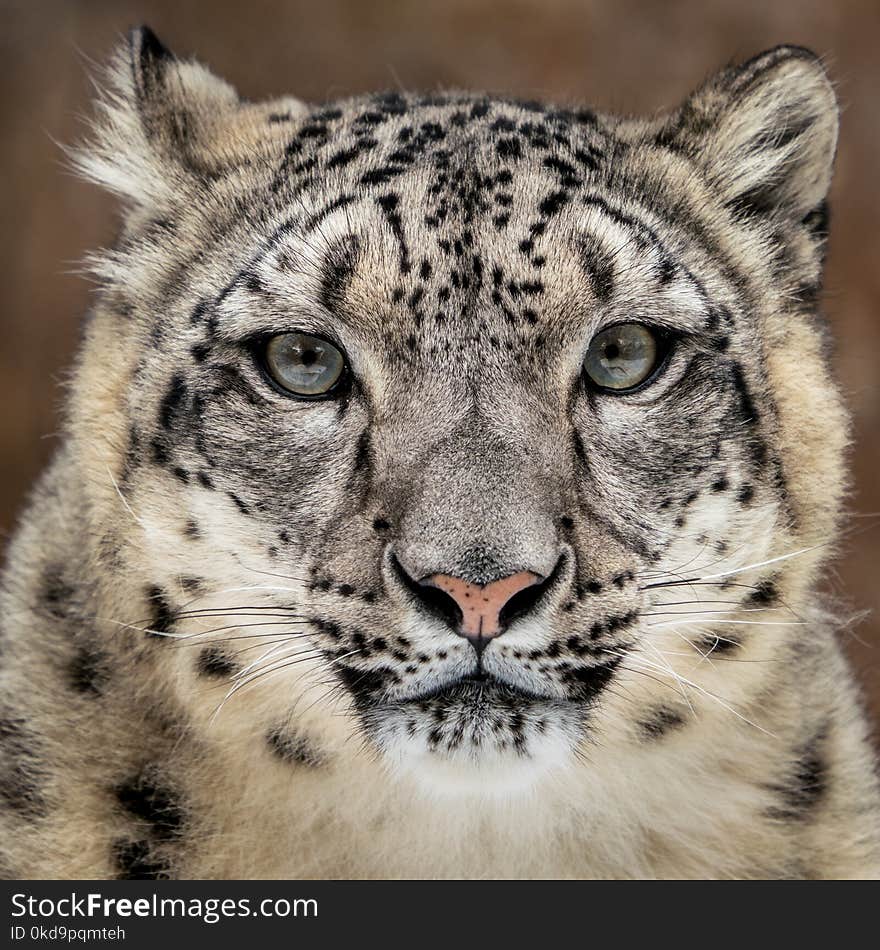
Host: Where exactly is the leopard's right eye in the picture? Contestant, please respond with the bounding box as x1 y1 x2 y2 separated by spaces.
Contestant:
263 332 347 398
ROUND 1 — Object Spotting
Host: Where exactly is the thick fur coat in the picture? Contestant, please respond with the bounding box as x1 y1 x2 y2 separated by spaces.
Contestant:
1 29 878 879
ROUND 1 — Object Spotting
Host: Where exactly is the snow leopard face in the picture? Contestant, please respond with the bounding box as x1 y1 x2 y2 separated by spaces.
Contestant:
77 29 843 794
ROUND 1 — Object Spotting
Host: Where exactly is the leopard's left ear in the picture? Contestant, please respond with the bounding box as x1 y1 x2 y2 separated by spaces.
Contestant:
662 46 838 222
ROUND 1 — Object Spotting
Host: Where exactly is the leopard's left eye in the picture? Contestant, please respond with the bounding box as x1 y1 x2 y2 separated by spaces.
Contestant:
583 323 663 392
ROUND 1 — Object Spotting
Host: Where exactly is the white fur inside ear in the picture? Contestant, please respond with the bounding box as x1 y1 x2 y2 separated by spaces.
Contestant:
707 53 838 217
71 39 305 213
71 43 176 209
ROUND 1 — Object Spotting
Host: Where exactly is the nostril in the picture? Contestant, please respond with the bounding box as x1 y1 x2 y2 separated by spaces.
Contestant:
391 555 464 630
497 555 564 629
497 578 547 629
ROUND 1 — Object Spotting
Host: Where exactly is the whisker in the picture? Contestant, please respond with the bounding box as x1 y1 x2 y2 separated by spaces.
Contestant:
646 618 805 629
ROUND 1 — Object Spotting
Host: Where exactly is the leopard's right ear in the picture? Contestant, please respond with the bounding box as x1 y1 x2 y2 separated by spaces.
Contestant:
73 27 232 208
74 27 306 210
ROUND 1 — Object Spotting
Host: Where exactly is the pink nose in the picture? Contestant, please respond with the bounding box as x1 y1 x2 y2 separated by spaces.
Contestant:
424 571 543 639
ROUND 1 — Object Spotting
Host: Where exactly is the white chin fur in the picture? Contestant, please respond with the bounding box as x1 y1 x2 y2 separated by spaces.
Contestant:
380 728 577 800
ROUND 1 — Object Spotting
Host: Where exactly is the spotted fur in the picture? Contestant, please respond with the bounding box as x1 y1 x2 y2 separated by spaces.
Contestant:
0 28 878 879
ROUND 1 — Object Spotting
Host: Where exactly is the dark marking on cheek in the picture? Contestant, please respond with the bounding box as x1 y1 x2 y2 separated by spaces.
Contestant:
227 491 250 515
311 618 343 640
267 727 326 768
115 768 185 840
637 706 686 741
572 429 589 469
159 374 189 431
336 663 397 702
41 566 74 620
353 430 372 474
191 342 211 363
0 716 47 819
746 577 779 606
190 300 212 325
69 646 110 696
728 363 768 466
768 727 828 821
196 646 239 679
579 241 615 301
151 438 170 467
113 839 170 880
738 484 755 506
611 571 635 590
694 631 742 656
561 655 622 701
145 586 176 639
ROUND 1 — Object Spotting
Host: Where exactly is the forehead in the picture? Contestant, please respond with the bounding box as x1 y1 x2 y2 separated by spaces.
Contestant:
210 92 723 369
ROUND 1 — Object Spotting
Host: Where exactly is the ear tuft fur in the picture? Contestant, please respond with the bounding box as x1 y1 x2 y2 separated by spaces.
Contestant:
71 27 239 212
129 25 175 105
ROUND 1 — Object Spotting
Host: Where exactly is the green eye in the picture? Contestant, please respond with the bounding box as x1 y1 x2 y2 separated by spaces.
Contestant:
264 332 346 397
583 323 661 392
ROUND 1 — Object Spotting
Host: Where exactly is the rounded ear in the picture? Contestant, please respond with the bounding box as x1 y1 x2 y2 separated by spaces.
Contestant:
659 46 839 222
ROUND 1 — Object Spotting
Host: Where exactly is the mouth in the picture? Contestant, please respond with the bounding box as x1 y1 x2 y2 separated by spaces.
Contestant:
357 665 589 794
400 671 562 710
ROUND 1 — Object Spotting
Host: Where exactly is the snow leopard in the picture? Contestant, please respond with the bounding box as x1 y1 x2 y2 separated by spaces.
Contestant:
0 26 878 879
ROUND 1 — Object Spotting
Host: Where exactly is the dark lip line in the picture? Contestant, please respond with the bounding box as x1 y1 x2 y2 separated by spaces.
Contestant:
388 672 565 707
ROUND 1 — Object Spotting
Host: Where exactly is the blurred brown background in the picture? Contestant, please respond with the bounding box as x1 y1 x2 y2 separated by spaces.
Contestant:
1 0 878 734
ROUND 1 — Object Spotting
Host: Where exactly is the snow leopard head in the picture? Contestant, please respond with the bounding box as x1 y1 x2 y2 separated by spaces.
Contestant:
73 29 845 794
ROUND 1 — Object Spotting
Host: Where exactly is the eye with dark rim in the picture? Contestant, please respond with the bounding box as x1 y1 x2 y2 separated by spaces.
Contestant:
582 322 673 394
259 332 348 399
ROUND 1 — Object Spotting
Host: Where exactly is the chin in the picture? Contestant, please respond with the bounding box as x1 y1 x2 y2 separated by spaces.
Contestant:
362 679 586 799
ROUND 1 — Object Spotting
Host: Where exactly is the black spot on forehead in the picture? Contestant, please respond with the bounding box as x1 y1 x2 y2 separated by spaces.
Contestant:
578 240 615 302
318 233 362 313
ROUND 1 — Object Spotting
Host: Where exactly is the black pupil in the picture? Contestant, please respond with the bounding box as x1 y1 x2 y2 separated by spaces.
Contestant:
301 347 318 366
604 342 620 360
